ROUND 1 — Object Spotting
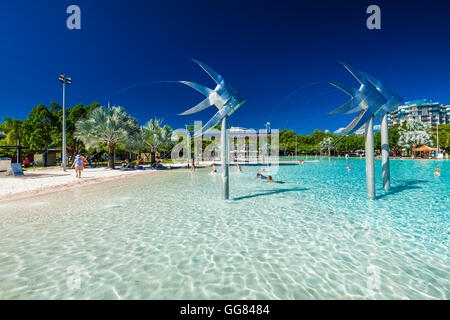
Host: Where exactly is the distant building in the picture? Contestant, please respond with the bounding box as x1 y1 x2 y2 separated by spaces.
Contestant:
388 99 449 127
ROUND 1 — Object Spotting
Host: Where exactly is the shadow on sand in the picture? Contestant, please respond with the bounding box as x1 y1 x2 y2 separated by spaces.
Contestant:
376 180 428 200
233 188 307 201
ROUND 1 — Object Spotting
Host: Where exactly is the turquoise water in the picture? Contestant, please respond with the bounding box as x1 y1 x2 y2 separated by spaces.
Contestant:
0 159 448 299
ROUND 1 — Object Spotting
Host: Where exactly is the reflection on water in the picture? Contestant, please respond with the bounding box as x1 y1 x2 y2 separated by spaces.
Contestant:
0 159 448 299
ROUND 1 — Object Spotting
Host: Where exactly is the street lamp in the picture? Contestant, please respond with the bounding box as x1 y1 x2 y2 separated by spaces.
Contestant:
265 122 271 134
58 74 72 171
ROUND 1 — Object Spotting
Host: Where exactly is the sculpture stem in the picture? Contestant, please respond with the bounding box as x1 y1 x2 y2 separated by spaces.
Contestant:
365 116 376 199
381 113 390 191
221 116 229 200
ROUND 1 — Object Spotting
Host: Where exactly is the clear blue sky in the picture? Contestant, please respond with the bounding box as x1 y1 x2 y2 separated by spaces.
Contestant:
0 0 449 134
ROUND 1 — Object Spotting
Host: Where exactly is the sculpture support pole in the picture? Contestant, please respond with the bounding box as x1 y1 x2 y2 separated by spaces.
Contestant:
221 116 229 200
381 113 390 191
365 116 375 199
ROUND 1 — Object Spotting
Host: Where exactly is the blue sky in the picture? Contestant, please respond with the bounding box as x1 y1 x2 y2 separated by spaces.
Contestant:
0 0 449 134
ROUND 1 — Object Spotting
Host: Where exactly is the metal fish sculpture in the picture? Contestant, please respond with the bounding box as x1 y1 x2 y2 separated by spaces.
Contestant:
329 62 387 135
361 71 403 117
179 60 245 137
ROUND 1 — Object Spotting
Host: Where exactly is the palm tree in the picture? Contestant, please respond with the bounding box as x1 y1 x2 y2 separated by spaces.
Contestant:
74 106 139 169
141 119 173 164
318 137 333 156
398 120 432 154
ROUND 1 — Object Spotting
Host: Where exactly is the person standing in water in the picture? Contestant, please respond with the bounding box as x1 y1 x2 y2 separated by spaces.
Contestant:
237 164 242 173
210 163 217 174
191 158 195 171
71 154 85 178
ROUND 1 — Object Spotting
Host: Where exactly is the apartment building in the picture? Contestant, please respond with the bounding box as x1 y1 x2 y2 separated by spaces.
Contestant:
388 99 449 127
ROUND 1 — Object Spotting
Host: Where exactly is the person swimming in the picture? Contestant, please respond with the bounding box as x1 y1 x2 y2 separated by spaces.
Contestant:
267 176 285 184
210 163 217 175
256 173 267 179
434 168 441 177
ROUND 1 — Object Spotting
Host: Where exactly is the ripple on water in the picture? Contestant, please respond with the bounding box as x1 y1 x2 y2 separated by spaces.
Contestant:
0 160 448 299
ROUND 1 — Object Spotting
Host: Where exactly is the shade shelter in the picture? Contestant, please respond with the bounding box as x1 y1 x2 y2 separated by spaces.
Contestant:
412 145 438 158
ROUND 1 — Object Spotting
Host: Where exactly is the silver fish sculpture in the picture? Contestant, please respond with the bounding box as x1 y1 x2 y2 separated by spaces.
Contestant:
329 62 388 135
179 60 245 137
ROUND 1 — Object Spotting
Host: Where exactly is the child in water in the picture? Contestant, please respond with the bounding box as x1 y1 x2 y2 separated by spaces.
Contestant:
267 176 286 184
434 168 441 177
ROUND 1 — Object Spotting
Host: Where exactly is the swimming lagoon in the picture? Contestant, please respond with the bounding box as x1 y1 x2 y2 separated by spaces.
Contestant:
0 159 448 299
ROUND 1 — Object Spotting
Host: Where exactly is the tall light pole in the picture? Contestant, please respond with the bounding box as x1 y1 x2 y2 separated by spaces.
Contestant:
59 74 71 171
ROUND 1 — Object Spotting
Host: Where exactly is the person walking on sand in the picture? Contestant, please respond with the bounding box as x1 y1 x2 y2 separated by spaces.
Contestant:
71 154 85 178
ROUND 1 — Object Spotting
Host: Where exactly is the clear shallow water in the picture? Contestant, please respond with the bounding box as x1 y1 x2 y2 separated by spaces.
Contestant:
0 159 448 299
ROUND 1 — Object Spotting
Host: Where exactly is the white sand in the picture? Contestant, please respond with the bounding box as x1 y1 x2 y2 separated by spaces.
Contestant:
0 161 218 201
0 167 161 201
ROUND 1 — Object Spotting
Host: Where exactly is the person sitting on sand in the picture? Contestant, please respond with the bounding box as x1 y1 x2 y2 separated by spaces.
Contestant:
434 168 441 177
71 154 85 178
121 159 130 169
23 157 31 168
135 158 144 169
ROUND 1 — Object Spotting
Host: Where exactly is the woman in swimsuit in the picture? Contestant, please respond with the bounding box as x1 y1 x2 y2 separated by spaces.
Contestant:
71 154 84 178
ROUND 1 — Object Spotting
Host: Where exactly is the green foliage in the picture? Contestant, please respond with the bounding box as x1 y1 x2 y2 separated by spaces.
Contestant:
431 124 450 149
398 120 432 150
74 106 140 168
141 119 173 163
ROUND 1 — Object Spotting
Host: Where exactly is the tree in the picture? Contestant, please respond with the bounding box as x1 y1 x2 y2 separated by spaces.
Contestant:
21 104 56 149
389 125 402 155
74 106 139 169
1 118 25 146
141 119 173 164
318 137 334 156
432 124 450 151
398 120 432 152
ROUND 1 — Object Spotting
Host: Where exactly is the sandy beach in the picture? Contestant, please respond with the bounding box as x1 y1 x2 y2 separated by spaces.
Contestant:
0 166 163 202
